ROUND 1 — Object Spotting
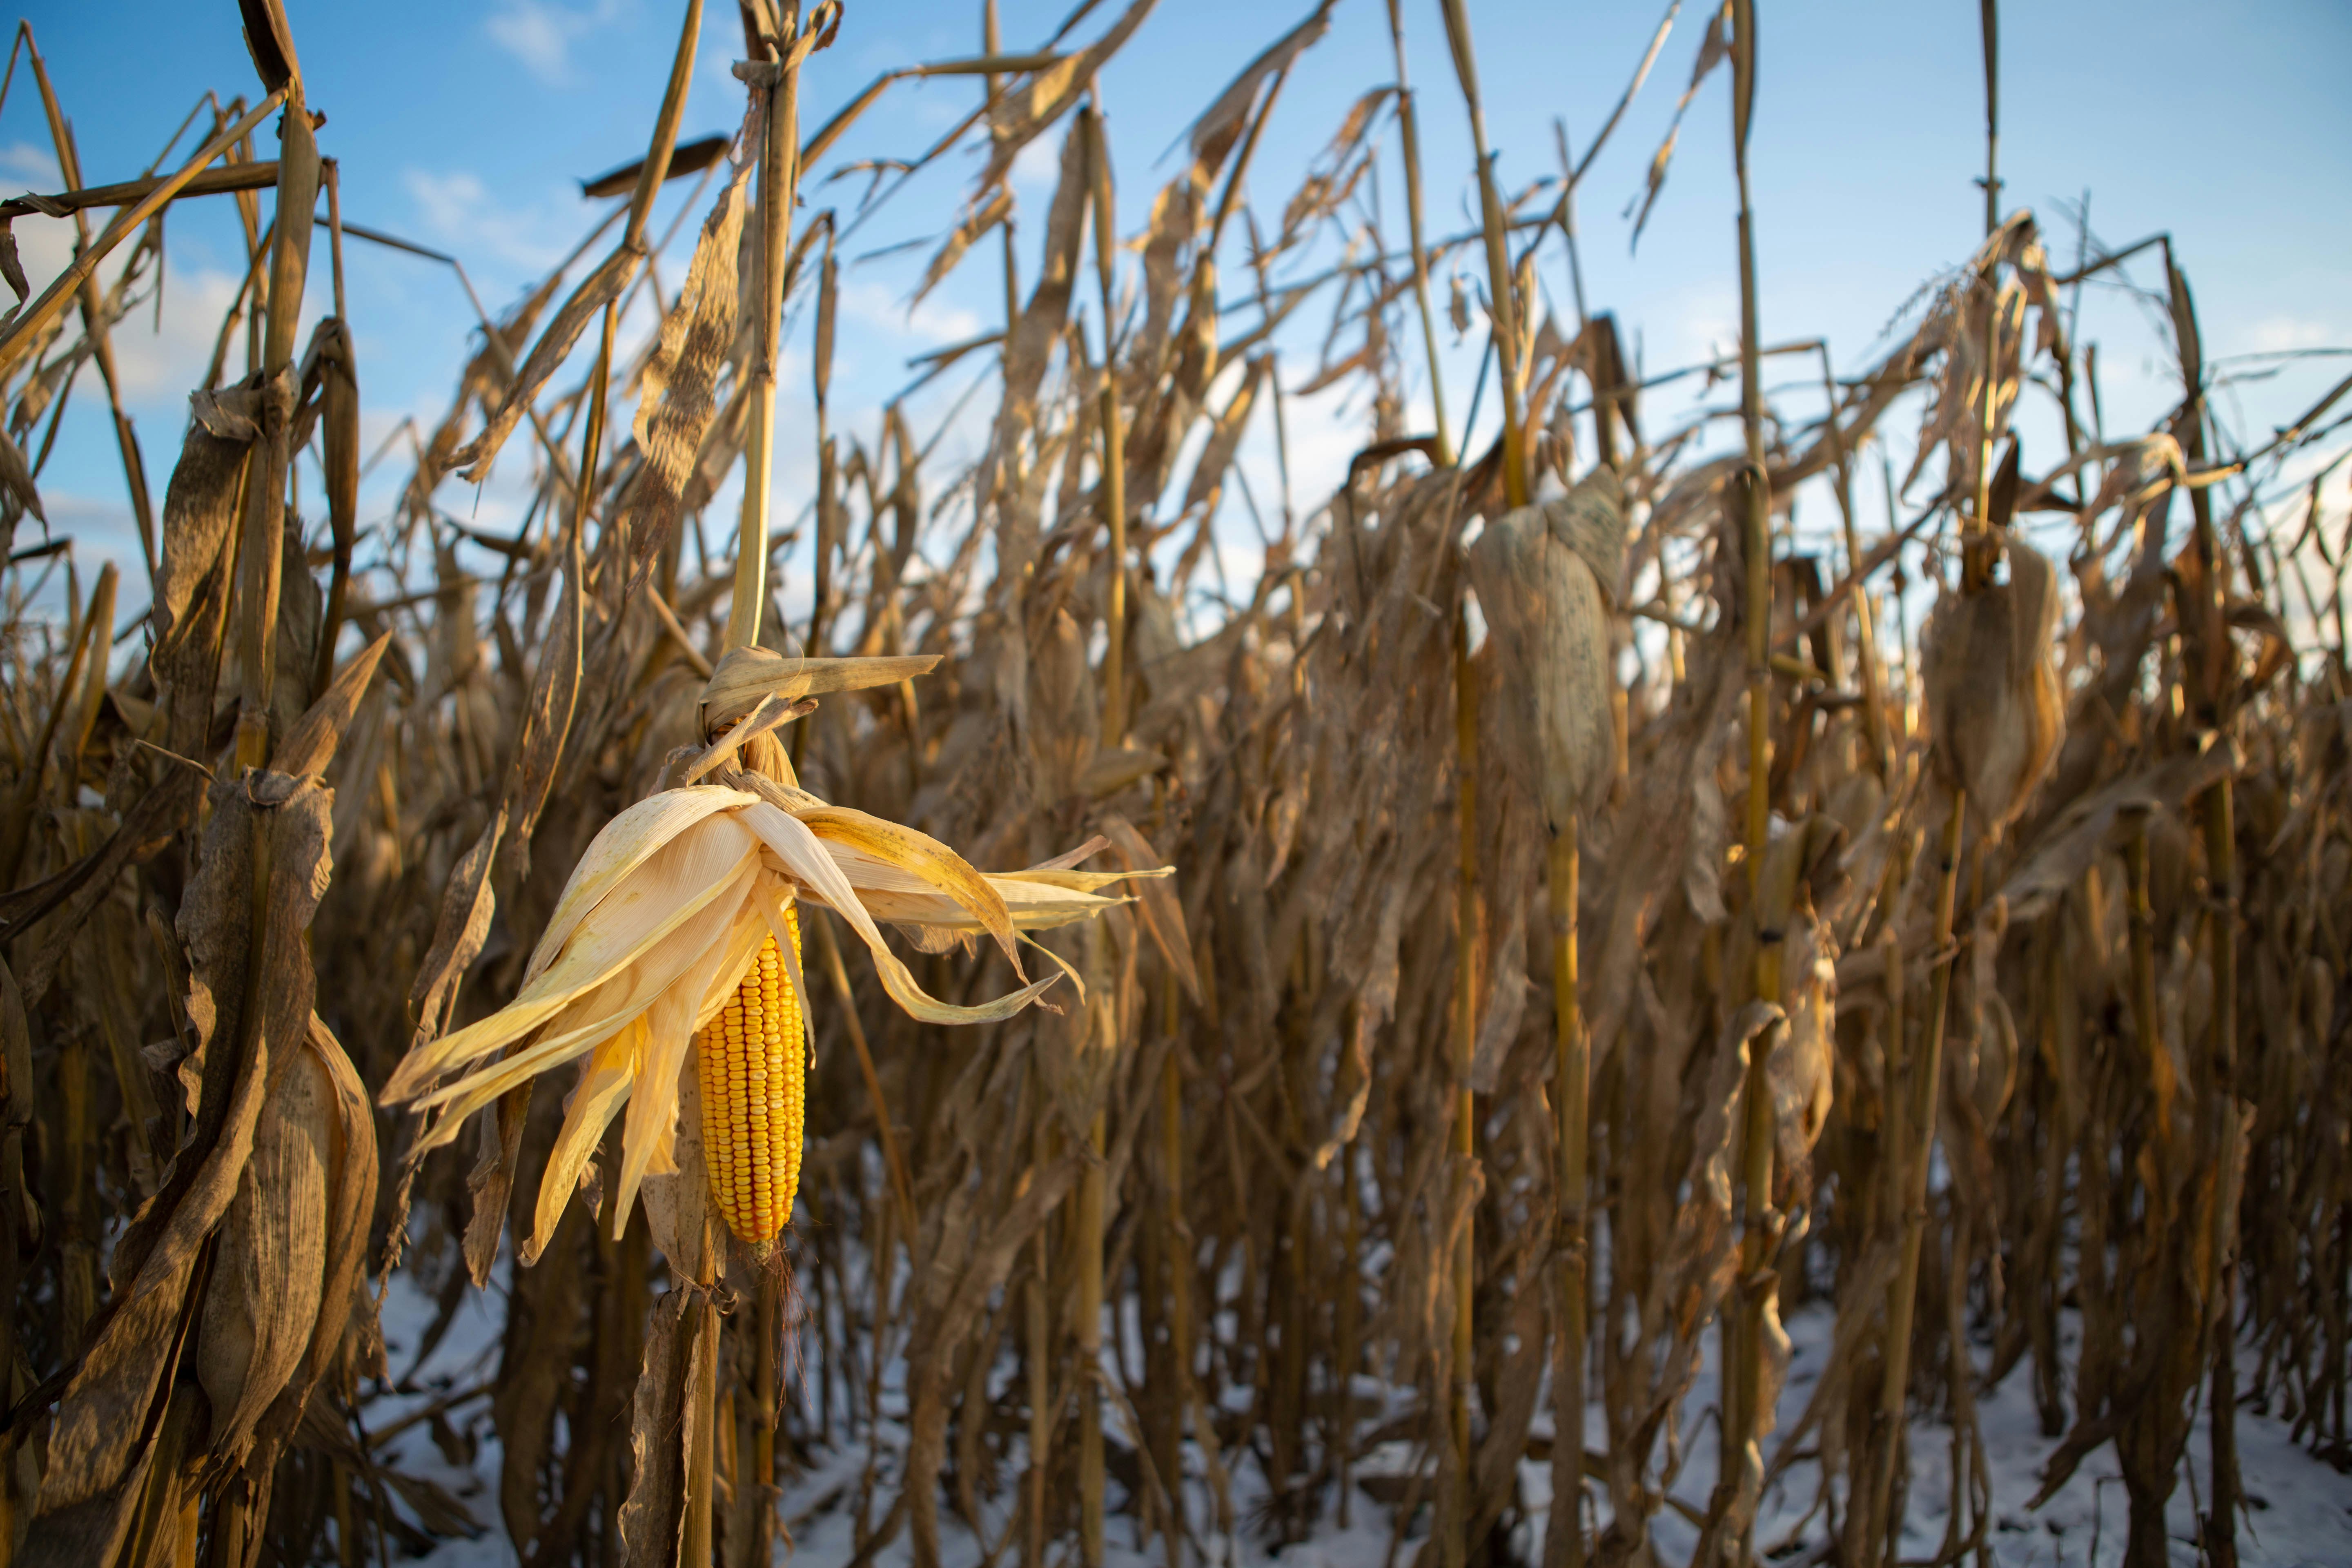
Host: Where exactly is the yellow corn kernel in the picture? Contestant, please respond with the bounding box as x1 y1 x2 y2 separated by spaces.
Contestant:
694 901 804 1245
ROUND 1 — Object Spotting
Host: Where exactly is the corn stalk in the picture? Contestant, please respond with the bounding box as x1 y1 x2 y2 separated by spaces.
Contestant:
1723 3 1780 1561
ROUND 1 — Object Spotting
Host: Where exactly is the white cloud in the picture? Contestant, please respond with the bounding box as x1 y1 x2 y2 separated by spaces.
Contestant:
836 277 982 350
0 142 61 191
1009 135 1062 196
110 267 249 402
10 211 76 291
485 0 628 87
1659 283 1740 372
5 210 252 410
2247 314 2336 354
403 168 568 272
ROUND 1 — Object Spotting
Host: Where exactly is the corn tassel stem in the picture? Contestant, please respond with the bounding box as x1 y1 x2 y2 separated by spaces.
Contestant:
1967 0 2004 591
232 85 318 770
1383 0 1452 466
1979 0 2001 237
1872 788 1968 1565
1817 347 1889 778
728 1 800 652
1086 102 1127 744
1075 100 1125 1568
311 162 355 702
1973 3 2001 558
1439 0 1526 502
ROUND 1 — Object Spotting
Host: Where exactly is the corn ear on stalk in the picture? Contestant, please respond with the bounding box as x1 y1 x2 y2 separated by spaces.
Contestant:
695 909 805 1246
382 766 1170 1262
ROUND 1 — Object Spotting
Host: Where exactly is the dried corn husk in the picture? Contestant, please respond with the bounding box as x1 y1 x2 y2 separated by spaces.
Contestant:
383 772 1163 1261
1463 467 1626 835
196 1016 376 1475
197 1044 332 1451
1922 537 2065 835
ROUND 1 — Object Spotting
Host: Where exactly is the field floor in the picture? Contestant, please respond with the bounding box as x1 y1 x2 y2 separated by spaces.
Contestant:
377 1263 2352 1568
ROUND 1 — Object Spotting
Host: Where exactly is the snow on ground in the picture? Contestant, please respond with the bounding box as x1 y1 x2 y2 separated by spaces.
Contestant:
378 1261 2352 1568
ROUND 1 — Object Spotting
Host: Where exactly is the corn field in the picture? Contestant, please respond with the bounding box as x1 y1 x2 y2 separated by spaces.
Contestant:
0 2 2348 1566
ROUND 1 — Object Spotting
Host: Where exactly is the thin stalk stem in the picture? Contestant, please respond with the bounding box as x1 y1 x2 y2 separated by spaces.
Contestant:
1446 609 1480 1568
1851 926 1907 1565
753 1265 782 1568
1078 1107 1107 1567
1726 6 1778 1548
1873 788 1967 1565
2203 760 2242 1568
1431 11 1520 1545
985 0 1018 327
1160 985 1189 1568
682 1297 720 1566
808 225 837 670
1550 120 1590 334
1548 824 1587 1568
574 301 618 579
1025 1091 1052 1568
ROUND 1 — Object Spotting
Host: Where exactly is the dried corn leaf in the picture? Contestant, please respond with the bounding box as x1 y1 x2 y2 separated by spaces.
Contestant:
914 185 1012 310
450 241 636 483
1625 2 1729 249
625 152 751 578
976 0 1159 192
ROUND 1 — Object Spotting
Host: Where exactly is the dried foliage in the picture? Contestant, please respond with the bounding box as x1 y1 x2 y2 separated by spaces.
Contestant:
0 4 2348 1568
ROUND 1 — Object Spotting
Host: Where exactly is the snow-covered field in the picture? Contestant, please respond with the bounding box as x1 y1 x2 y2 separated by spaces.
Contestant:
375 1265 2352 1568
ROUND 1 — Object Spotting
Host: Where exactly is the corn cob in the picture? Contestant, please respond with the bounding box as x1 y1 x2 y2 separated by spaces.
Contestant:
695 902 805 1245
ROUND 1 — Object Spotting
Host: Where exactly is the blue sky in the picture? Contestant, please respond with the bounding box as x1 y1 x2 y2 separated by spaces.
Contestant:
8 0 2349 640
